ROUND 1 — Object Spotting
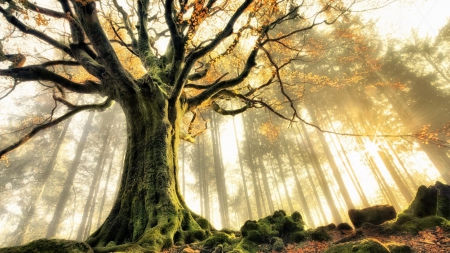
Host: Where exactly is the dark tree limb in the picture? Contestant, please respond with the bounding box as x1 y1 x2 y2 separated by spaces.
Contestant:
212 101 251 116
170 0 255 103
136 0 154 68
112 0 138 51
70 44 106 79
0 66 102 94
185 73 228 89
0 98 113 158
41 61 80 68
0 6 72 56
187 49 258 110
72 2 135 88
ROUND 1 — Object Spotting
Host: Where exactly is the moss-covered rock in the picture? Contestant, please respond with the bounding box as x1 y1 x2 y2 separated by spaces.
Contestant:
324 238 390 253
385 242 413 253
404 185 438 217
270 237 285 252
436 181 450 220
0 239 93 253
203 232 232 249
385 214 450 234
348 205 396 228
309 227 332 242
336 223 353 232
237 210 306 252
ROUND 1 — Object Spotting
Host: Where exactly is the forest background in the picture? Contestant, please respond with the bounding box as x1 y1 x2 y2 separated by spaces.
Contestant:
0 0 450 250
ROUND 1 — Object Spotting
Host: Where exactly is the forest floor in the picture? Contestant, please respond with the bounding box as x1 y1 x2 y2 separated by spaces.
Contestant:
289 225 450 253
163 225 450 253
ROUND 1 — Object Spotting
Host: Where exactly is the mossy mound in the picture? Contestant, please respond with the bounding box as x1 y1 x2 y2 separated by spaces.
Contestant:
201 230 241 252
0 239 93 253
336 223 353 232
348 205 396 228
403 181 450 219
384 213 450 234
324 238 392 253
385 242 413 253
236 210 306 252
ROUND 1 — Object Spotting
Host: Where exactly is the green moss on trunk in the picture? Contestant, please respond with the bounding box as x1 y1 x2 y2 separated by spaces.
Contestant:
85 88 210 252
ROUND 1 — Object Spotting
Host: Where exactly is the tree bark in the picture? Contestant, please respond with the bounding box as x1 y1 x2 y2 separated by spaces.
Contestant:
86 90 208 252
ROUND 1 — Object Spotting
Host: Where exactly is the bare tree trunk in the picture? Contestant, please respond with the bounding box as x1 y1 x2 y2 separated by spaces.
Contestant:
77 114 114 240
46 111 95 238
299 121 343 224
210 113 230 228
280 134 315 227
272 149 294 213
232 117 252 220
308 107 355 211
10 118 72 245
257 155 275 214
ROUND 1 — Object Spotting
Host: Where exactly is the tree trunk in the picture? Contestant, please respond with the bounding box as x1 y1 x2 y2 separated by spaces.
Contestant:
9 119 72 245
210 113 230 228
96 136 119 228
280 134 315 227
86 91 208 252
257 155 275 214
77 115 114 240
299 122 343 224
272 149 294 213
308 107 355 210
46 112 95 238
233 117 252 220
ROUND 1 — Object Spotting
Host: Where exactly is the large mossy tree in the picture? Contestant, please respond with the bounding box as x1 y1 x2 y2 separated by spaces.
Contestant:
0 0 385 252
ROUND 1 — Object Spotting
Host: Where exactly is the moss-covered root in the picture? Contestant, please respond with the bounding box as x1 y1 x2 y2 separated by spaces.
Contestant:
87 209 210 253
0 239 93 253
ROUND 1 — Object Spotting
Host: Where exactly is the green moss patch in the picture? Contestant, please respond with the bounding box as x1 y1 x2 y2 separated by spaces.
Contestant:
0 239 93 253
324 238 390 253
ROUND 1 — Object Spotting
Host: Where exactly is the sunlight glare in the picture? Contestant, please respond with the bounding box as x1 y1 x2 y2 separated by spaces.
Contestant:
364 141 380 157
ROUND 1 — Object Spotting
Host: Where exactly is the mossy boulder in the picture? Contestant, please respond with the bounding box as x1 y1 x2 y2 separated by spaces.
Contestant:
385 242 413 253
435 181 450 219
386 214 450 234
237 210 306 252
324 238 390 253
203 232 232 249
0 239 93 253
336 223 353 232
348 204 396 228
405 185 438 217
270 237 285 252
309 227 332 242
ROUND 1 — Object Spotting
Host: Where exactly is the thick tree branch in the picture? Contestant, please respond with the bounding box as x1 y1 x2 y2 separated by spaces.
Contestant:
0 6 72 57
0 98 113 158
0 66 102 94
170 0 255 102
112 0 138 51
187 49 258 110
212 101 251 116
136 0 154 68
70 43 106 79
72 2 135 88
185 73 229 89
41 61 80 68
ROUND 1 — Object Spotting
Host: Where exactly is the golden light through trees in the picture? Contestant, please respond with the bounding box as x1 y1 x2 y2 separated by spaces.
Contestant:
0 0 449 251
